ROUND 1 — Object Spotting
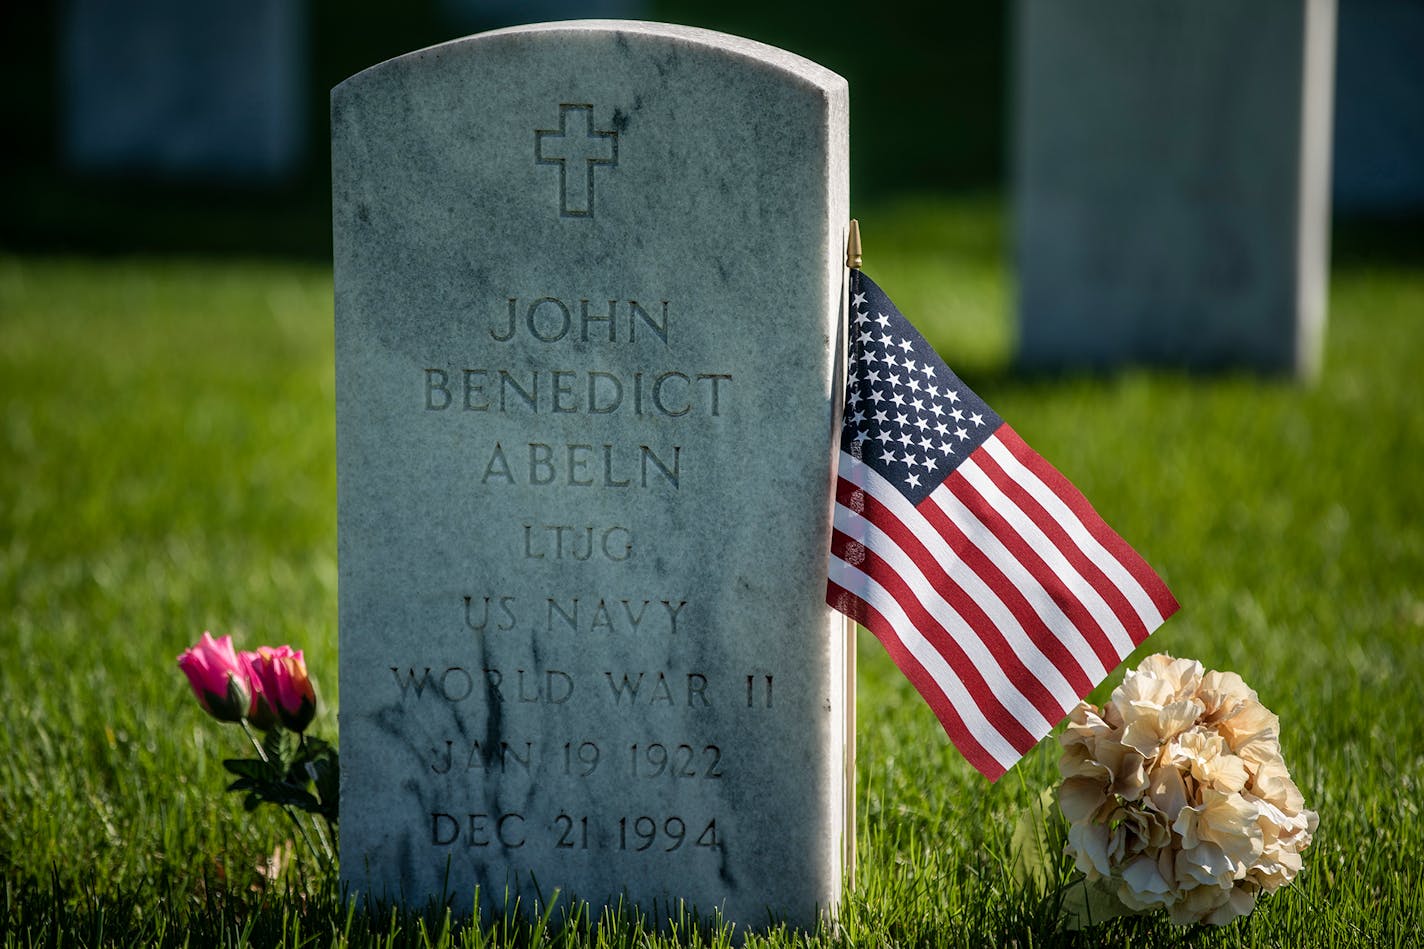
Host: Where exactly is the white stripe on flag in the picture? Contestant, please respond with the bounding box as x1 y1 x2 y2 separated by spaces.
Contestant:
840 453 1109 691
921 483 1111 680
956 453 1136 657
833 502 1056 735
979 436 1168 629
827 554 1023 771
898 498 1113 688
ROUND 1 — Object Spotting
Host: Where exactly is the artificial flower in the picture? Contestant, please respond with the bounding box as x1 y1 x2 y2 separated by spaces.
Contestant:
1058 654 1317 927
177 631 251 723
246 645 317 732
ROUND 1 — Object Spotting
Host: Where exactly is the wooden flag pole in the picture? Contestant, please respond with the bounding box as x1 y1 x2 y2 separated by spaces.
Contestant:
842 219 861 886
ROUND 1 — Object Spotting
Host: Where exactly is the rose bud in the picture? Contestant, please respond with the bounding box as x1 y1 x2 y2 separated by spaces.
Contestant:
177 631 251 723
249 645 317 732
239 650 279 730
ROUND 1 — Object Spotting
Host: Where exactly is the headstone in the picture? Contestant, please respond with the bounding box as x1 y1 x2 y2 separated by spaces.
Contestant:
1013 0 1337 376
63 0 306 182
1332 0 1424 212
333 21 850 928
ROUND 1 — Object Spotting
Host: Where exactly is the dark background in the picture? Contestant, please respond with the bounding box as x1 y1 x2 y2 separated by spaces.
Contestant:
4 2 1419 264
0 1 1004 259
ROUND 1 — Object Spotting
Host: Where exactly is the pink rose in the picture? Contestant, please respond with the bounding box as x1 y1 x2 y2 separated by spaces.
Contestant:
238 650 279 730
246 645 317 732
177 631 251 723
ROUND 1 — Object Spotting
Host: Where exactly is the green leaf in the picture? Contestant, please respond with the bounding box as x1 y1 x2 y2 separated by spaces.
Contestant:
313 760 339 824
1059 874 1137 930
263 727 292 771
221 758 269 781
297 735 334 758
259 785 321 811
1010 787 1061 894
290 736 340 823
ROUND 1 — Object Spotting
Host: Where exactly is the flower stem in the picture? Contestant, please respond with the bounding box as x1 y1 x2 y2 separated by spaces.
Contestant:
240 719 270 763
238 720 325 869
309 812 336 863
297 732 338 864
285 804 325 869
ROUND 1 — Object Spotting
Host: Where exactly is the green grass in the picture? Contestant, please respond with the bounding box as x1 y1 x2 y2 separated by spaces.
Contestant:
3 198 1422 946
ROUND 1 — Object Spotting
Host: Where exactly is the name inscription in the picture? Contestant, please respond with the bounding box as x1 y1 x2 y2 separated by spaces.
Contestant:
423 297 733 492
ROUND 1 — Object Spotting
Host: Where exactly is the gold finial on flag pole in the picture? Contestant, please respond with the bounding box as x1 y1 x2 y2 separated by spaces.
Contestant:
846 219 862 270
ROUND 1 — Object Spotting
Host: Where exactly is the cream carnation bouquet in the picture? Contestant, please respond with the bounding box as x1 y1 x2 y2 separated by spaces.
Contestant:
1020 654 1317 927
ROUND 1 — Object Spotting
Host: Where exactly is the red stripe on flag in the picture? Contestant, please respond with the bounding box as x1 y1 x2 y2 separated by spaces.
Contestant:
971 445 1149 644
911 486 1098 696
825 578 1007 780
995 426 1179 628
834 478 1068 725
944 467 1124 673
830 529 1040 754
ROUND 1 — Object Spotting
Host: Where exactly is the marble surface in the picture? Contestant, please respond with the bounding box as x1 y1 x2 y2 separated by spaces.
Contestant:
333 20 849 927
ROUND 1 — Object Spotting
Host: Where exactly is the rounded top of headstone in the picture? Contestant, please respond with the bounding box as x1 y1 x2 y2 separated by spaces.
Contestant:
333 19 846 99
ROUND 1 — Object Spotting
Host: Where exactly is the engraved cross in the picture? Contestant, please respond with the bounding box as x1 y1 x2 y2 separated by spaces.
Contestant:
535 104 619 218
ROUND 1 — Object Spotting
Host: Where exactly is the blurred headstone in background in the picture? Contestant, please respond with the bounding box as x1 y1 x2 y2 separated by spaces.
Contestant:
1013 0 1336 378
438 0 645 30
63 0 306 183
1332 0 1424 213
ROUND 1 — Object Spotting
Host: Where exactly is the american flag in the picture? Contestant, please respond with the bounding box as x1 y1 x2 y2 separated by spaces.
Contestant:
827 269 1178 780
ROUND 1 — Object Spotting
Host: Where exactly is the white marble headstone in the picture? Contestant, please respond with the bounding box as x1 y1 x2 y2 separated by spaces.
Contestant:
333 20 850 928
1013 0 1336 376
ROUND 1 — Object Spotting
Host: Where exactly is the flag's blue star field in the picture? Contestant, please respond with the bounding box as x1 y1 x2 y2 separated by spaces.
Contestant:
841 272 1002 506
